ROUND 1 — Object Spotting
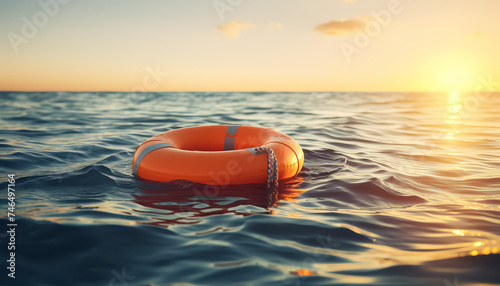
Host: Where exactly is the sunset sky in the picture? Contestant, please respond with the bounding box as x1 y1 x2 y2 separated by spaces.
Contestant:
1 0 499 92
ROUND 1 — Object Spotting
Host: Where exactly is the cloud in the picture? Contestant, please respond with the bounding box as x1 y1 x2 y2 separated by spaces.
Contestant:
269 22 282 30
469 32 482 38
217 21 255 38
314 19 365 36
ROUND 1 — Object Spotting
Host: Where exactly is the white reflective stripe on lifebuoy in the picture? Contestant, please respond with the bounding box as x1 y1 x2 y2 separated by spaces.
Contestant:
224 125 239 150
133 143 173 175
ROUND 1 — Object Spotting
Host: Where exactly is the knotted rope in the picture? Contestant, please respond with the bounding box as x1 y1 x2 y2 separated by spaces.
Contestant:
253 147 278 189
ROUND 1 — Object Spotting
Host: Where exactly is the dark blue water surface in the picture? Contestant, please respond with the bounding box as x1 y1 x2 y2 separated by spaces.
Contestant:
1 92 499 286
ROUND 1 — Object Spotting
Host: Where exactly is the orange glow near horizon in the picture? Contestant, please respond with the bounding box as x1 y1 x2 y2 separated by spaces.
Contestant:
1 1 499 92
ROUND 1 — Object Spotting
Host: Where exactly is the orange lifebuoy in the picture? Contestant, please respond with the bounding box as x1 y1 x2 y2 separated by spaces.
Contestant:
132 125 304 185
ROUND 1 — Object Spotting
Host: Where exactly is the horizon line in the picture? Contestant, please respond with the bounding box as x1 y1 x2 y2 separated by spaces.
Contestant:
1 90 497 93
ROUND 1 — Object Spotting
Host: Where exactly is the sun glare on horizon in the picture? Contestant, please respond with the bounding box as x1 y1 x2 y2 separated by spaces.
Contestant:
439 67 476 92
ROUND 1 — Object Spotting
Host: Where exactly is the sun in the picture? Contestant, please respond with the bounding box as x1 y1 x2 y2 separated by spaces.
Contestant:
439 66 475 92
424 48 484 92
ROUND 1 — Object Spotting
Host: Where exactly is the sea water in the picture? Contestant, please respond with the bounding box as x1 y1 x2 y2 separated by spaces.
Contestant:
0 92 499 285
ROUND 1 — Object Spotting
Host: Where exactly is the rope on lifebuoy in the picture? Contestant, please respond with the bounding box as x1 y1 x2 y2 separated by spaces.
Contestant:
253 147 278 189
